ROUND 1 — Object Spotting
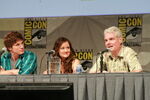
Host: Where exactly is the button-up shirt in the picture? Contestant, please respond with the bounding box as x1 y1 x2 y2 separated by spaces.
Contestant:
0 51 37 74
90 46 142 73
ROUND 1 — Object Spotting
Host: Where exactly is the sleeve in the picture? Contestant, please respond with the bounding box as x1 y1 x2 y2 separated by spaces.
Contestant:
89 55 101 73
0 56 1 66
126 49 142 71
19 52 37 74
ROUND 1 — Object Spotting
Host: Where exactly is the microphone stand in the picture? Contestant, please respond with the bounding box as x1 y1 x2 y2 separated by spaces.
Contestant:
100 50 107 73
46 50 55 74
100 49 109 73
100 53 104 73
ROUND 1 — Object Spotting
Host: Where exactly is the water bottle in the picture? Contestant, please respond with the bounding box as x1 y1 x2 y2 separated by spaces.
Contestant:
76 64 84 74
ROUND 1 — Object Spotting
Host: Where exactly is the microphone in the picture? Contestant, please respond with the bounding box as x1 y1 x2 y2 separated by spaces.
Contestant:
101 48 110 54
46 50 55 54
0 47 7 56
97 48 111 55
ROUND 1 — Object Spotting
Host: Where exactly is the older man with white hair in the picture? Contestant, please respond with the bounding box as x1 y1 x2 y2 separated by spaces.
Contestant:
89 26 143 73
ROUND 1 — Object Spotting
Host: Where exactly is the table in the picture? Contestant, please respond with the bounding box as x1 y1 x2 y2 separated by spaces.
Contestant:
0 72 149 100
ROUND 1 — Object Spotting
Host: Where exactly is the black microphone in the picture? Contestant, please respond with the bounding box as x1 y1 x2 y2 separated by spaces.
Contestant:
0 47 7 56
101 48 110 54
100 48 110 72
46 50 55 54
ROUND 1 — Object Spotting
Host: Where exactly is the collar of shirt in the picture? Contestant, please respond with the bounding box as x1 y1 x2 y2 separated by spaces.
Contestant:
3 51 25 59
105 46 124 60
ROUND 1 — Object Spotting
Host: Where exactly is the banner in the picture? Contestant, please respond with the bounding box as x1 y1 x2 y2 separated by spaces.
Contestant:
118 15 142 46
1 14 149 72
75 49 93 70
75 49 93 60
24 18 47 48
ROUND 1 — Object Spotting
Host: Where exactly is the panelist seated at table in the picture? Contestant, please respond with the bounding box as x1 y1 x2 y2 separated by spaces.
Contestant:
89 26 143 73
43 37 81 74
0 31 37 75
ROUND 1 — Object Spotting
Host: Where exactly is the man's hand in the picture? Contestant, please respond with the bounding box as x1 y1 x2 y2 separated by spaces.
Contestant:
0 69 19 75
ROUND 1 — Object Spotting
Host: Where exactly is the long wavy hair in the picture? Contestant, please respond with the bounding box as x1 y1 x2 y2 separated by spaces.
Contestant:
53 37 76 73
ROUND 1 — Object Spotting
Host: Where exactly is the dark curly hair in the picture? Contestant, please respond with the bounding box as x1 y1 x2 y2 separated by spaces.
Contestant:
4 31 24 51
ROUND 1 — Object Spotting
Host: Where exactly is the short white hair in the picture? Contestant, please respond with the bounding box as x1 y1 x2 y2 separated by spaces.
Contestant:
104 26 122 37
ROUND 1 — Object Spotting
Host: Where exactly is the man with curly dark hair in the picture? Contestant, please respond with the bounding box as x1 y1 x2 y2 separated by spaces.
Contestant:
0 31 37 75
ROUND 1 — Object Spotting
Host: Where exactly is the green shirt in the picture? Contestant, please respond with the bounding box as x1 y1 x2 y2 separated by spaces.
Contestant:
0 51 37 74
90 46 142 73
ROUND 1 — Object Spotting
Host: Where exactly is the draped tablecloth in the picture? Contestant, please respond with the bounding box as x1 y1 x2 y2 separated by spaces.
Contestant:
0 72 149 100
